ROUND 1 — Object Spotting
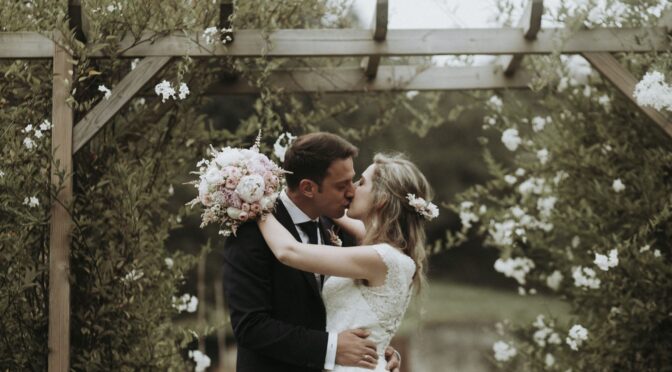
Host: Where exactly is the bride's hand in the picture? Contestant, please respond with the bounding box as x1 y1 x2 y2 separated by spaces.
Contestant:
334 212 366 243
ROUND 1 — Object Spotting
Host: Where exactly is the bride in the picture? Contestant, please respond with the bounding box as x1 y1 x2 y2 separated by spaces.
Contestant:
258 153 436 371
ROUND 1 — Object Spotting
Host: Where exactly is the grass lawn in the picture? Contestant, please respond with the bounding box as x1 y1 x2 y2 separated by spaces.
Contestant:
398 279 572 335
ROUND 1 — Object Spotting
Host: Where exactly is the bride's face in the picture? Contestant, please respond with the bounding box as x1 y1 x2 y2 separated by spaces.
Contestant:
347 164 375 220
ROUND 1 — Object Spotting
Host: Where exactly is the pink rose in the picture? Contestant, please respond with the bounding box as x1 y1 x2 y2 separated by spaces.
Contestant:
241 203 250 212
250 203 261 213
247 211 257 220
238 212 248 221
225 178 237 189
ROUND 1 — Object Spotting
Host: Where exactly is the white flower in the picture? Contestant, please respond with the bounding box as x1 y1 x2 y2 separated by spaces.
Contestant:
0 170 4 178
553 170 568 185
546 270 563 291
583 85 592 97
566 324 588 351
165 257 174 269
273 132 297 162
23 196 39 208
155 80 176 102
188 350 211 372
178 82 190 100
459 201 478 229
407 194 439 220
537 148 549 165
22 124 33 133
545 353 555 367
203 26 219 45
493 341 516 362
598 94 611 108
131 58 139 70
34 130 43 139
23 137 35 150
484 116 497 126
494 257 535 285
168 184 174 196
557 77 569 92
504 175 517 185
537 196 557 219
98 84 112 99
532 116 550 132
510 206 525 219
123 269 144 282
501 128 521 151
640 244 651 253
39 119 52 131
653 249 661 257
489 220 517 246
518 177 547 197
515 168 526 177
406 90 419 100
488 95 503 111
572 235 581 248
236 174 266 203
594 249 618 271
572 266 601 289
518 286 526 296
612 178 625 192
633 70 672 112
173 294 198 313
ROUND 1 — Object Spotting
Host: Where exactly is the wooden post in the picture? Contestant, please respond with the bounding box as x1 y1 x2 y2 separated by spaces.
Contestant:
49 34 74 372
214 276 228 371
197 251 206 352
362 0 388 79
498 0 543 76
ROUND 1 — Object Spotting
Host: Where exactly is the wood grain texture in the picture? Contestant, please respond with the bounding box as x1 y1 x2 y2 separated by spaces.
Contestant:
49 35 73 372
499 0 544 77
73 56 171 153
1 27 667 59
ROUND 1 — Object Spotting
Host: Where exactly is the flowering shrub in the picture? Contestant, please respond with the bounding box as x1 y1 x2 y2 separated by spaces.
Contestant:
448 2 672 370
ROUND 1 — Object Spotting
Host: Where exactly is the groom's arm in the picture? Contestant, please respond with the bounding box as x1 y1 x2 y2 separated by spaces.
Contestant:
222 221 329 369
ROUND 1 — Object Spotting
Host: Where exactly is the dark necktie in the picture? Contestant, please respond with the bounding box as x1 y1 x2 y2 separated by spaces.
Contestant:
297 221 324 289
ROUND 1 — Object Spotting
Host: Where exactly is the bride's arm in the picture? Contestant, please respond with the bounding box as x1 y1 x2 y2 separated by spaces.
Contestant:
333 213 366 243
257 214 385 282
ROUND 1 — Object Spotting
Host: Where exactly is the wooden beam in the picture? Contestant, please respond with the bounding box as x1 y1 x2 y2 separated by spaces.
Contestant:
1 27 669 59
499 0 543 76
73 56 171 153
582 52 672 139
362 0 388 79
49 34 74 372
204 65 531 94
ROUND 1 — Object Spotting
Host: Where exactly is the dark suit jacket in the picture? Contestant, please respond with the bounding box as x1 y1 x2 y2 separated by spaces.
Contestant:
221 200 355 372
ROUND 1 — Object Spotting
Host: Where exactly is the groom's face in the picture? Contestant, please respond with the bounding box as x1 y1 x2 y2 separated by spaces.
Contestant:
313 157 356 219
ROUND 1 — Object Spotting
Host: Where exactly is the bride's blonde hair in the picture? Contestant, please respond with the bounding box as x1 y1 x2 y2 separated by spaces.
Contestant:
361 153 432 293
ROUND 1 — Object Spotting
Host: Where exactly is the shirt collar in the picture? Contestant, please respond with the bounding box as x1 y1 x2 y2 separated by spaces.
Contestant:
280 190 318 225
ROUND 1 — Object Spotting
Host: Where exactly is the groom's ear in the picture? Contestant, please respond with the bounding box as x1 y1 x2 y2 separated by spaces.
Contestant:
298 179 318 198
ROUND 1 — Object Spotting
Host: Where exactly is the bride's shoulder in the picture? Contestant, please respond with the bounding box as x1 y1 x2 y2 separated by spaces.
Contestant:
372 243 416 271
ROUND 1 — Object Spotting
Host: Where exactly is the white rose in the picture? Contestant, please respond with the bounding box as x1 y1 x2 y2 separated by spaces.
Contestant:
214 148 243 167
227 207 243 219
204 167 223 184
198 181 211 206
260 195 277 210
236 174 266 203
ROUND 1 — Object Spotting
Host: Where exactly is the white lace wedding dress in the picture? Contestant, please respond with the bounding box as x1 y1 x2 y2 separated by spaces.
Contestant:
323 243 416 372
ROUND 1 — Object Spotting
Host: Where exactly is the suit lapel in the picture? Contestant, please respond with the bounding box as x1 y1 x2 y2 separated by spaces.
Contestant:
273 200 322 299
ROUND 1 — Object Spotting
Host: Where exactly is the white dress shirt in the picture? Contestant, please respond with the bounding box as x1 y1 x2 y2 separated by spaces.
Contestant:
279 190 338 370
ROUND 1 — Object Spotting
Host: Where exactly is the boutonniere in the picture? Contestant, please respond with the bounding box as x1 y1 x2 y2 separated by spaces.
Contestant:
326 226 343 247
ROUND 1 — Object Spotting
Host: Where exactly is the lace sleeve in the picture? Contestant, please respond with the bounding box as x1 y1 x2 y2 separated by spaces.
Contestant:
368 244 416 295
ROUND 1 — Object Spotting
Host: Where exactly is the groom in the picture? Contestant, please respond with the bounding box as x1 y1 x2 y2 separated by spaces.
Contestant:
222 132 402 372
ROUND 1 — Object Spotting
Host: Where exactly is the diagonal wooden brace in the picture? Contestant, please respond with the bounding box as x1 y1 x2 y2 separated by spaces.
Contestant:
73 56 171 153
499 0 543 77
362 0 388 79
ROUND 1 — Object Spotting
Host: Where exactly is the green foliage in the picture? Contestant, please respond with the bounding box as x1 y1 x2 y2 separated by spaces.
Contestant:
445 2 672 371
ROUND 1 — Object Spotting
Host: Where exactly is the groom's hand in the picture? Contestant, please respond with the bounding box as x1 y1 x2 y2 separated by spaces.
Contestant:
384 346 401 372
336 329 379 369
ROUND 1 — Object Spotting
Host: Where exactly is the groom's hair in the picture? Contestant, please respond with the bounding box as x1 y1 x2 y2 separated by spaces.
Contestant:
284 132 358 190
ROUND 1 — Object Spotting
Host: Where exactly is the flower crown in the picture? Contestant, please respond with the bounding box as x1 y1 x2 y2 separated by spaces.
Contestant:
406 193 439 221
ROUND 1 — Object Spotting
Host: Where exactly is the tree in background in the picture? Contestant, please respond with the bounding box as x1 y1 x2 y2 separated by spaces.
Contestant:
447 1 672 370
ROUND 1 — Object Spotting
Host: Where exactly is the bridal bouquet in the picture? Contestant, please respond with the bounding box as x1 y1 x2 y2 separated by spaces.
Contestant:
188 133 285 236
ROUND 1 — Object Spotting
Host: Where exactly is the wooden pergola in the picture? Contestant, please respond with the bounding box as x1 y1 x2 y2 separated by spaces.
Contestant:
2 0 671 370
